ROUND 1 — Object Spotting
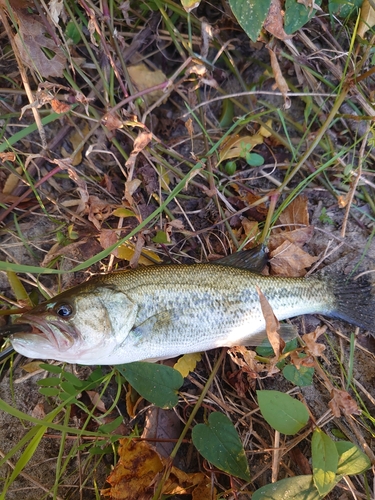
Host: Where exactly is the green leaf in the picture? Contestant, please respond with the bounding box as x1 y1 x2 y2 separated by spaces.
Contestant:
192 412 250 481
152 230 170 244
112 208 137 218
282 364 314 387
229 0 272 42
336 441 371 475
38 387 60 397
253 475 321 500
312 429 339 496
257 390 309 435
245 152 264 166
39 363 63 374
284 0 322 34
328 0 362 18
117 362 183 409
98 416 124 434
37 377 61 387
65 20 82 44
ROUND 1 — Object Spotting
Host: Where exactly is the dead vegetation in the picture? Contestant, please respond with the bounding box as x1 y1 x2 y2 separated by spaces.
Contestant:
0 0 375 499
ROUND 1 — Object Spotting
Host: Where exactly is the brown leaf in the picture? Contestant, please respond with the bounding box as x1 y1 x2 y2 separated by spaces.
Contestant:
141 407 181 458
102 111 123 131
264 0 293 40
268 226 314 251
329 388 361 418
302 326 327 359
279 195 309 229
256 285 285 359
268 45 290 109
14 13 66 77
50 98 71 114
0 152 16 162
87 196 113 230
270 241 318 277
102 440 164 499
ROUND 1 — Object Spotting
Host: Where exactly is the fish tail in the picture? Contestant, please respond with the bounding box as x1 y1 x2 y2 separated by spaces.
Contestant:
328 274 375 332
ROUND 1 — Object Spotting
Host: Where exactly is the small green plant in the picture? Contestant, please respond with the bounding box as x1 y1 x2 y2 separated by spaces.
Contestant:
319 207 335 225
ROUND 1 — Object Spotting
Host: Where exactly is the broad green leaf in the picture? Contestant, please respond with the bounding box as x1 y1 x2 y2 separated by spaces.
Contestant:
336 441 371 475
229 0 272 42
282 364 314 387
257 390 309 435
329 0 362 18
312 429 339 496
284 0 322 34
117 362 183 409
192 412 250 481
245 152 265 166
38 387 60 397
252 475 321 500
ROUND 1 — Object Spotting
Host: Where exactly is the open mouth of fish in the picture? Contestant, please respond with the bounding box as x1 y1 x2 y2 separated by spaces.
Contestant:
8 315 77 353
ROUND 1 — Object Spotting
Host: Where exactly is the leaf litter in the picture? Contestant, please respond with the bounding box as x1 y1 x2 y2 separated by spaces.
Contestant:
0 1 375 499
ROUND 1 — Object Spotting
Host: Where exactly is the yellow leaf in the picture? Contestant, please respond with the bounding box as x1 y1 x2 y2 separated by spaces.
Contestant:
219 133 263 164
112 208 137 218
358 0 375 38
259 119 273 138
22 361 43 373
128 64 168 106
173 353 202 377
69 122 90 166
181 0 201 12
117 243 162 265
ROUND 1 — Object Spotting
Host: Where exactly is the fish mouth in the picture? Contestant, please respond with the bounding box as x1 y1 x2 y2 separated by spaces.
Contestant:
11 314 78 353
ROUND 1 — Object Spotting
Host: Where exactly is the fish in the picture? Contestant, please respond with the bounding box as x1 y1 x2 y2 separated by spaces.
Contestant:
3 249 375 365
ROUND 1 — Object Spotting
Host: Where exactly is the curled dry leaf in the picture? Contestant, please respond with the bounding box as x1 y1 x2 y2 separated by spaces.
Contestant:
0 152 16 162
268 45 291 109
256 285 285 359
329 388 361 418
125 131 153 174
264 0 293 40
302 325 328 360
358 0 375 38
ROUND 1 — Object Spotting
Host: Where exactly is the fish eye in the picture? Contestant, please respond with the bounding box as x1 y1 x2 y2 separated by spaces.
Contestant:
55 303 73 318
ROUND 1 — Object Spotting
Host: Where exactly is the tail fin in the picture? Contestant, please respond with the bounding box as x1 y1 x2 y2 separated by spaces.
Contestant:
329 274 375 332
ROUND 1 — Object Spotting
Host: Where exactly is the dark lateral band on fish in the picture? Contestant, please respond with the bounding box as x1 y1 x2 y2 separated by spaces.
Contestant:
3 247 375 366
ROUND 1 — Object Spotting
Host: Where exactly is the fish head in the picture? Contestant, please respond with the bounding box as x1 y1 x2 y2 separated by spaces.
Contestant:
10 285 138 364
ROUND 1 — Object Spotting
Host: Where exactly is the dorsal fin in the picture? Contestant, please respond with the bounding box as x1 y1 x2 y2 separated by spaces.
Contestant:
213 244 267 273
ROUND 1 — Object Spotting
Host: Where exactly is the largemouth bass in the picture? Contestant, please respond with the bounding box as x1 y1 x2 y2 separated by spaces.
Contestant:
5 252 375 365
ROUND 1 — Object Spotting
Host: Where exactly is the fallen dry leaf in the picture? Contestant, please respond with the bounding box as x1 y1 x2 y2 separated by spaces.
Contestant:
0 152 16 162
268 44 290 109
268 226 314 251
279 195 310 229
125 131 153 173
302 325 328 360
329 388 361 418
219 133 264 164
256 285 285 359
173 353 202 377
270 240 318 276
264 0 292 40
102 439 210 499
358 0 375 38
141 406 181 458
128 63 168 106
14 12 66 77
